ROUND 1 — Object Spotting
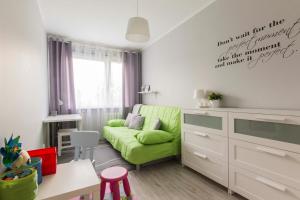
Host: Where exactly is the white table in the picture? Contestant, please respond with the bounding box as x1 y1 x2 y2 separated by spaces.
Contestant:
37 159 100 200
43 114 82 147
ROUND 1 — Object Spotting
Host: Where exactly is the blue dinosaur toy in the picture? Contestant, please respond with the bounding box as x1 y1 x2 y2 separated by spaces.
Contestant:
0 135 30 169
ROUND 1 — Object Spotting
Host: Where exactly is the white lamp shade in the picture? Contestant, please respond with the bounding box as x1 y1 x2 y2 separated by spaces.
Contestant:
126 17 150 42
193 89 205 99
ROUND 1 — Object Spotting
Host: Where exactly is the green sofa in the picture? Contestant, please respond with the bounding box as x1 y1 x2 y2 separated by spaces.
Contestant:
103 105 181 168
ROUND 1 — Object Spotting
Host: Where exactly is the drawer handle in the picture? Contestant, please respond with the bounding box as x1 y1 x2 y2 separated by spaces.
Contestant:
193 152 208 159
193 131 208 137
193 111 208 115
255 146 286 157
255 176 287 192
255 115 286 122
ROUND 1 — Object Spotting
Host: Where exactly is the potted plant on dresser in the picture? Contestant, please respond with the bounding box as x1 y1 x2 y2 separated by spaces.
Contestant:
208 92 223 108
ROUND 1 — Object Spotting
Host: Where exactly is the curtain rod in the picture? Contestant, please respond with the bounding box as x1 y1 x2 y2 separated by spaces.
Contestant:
47 34 141 53
47 34 71 43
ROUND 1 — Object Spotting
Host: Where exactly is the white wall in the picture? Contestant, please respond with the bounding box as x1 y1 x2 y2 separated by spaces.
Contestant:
0 0 48 150
142 0 300 110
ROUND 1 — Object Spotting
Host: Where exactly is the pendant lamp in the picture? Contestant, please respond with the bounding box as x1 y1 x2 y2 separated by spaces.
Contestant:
126 0 150 42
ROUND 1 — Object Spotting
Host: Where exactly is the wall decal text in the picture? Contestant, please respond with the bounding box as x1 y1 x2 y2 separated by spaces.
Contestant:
215 18 300 69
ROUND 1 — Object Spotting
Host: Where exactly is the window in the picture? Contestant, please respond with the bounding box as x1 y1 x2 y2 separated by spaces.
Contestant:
73 58 123 109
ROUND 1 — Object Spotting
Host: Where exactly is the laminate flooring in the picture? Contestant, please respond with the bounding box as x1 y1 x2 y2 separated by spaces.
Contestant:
128 160 246 200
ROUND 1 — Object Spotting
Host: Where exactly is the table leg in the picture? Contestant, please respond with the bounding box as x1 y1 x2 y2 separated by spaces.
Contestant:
100 181 106 200
78 120 83 130
46 123 50 147
43 123 47 147
112 182 120 200
123 177 131 197
82 194 90 200
92 190 100 200
51 122 56 147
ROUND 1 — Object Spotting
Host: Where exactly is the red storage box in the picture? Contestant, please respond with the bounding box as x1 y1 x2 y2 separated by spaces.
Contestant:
28 147 57 176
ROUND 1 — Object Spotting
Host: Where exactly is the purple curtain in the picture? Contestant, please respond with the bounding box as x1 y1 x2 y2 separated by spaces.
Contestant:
48 38 76 115
48 38 76 146
122 52 142 115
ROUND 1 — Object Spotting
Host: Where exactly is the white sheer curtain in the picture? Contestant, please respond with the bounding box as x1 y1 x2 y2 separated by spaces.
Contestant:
72 42 123 138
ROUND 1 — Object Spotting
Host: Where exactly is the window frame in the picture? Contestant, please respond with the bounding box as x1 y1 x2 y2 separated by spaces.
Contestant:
72 57 123 109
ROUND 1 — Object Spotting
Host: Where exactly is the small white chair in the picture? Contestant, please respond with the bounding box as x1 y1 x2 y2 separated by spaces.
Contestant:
57 128 77 156
70 131 99 166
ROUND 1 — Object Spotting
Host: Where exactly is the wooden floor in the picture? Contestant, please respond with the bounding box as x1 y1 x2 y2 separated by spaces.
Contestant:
128 160 246 200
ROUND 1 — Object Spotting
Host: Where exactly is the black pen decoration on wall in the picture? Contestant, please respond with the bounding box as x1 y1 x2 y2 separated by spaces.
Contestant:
214 17 300 70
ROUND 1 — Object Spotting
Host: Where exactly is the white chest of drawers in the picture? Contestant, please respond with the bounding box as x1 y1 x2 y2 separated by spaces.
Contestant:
181 109 229 187
182 108 300 200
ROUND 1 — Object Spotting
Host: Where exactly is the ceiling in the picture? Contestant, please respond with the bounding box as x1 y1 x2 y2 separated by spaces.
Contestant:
38 0 214 49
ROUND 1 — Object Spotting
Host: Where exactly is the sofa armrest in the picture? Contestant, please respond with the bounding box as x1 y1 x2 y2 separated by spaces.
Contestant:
107 119 126 127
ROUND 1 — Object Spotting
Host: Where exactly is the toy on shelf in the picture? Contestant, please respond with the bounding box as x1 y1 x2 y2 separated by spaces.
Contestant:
2 168 33 181
0 135 31 169
0 135 41 200
27 157 43 184
28 147 57 176
0 134 43 185
0 168 38 200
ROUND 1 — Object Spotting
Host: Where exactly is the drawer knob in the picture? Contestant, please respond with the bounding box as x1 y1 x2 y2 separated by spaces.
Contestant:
193 152 208 159
255 176 287 192
255 146 286 157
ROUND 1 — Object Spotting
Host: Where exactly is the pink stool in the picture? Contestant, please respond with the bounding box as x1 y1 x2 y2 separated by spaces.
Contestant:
100 166 131 200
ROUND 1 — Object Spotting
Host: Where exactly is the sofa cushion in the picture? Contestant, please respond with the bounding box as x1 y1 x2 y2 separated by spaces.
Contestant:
128 115 145 130
139 105 181 136
103 127 141 151
124 113 132 127
150 118 161 130
107 119 125 127
103 126 178 165
124 113 139 127
136 130 174 145
132 104 142 114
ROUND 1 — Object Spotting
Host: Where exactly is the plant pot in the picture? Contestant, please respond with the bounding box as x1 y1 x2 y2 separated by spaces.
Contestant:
209 100 221 108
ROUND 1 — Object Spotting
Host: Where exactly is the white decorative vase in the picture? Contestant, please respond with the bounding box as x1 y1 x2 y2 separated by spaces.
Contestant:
209 100 221 108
